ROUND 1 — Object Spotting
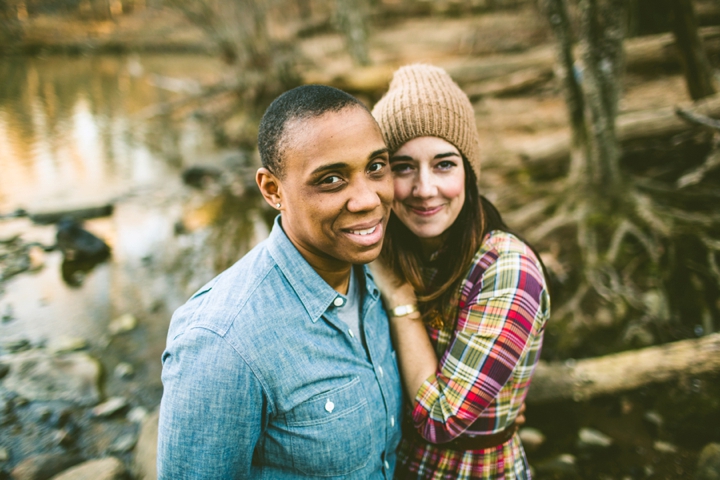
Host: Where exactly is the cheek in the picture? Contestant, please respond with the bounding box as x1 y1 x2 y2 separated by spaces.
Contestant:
393 177 412 202
442 174 465 202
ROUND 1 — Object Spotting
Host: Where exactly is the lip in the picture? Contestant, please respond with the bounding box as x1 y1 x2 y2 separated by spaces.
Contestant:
341 219 384 247
406 204 443 217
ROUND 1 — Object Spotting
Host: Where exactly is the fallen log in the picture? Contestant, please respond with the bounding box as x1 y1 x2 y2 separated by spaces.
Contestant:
518 92 720 169
29 203 114 225
527 332 720 404
307 26 720 95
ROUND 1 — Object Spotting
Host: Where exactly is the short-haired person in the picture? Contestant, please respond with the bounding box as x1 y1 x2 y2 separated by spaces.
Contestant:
370 64 551 479
157 85 403 478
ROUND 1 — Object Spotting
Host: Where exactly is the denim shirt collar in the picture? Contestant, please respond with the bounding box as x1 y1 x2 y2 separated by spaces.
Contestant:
266 215 380 323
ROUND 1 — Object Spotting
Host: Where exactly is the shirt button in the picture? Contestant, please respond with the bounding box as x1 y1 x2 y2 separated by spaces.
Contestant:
348 329 354 338
390 415 395 427
384 460 390 470
378 366 384 378
333 297 344 307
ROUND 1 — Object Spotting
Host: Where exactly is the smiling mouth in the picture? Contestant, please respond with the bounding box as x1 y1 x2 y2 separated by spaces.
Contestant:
342 221 384 247
408 205 443 216
349 225 377 236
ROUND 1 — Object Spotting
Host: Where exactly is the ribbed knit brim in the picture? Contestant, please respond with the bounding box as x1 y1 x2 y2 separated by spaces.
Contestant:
371 64 481 180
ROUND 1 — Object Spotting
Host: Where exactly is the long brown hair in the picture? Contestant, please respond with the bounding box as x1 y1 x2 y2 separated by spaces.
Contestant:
381 156 548 329
381 156 484 329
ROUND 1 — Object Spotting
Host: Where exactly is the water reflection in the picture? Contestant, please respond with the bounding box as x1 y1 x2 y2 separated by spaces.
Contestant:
0 54 269 406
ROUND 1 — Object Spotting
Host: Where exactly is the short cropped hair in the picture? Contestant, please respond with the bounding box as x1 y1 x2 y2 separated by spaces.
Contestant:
258 85 368 177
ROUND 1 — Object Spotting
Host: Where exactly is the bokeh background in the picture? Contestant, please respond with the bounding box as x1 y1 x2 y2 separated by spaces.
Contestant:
1 1 719 478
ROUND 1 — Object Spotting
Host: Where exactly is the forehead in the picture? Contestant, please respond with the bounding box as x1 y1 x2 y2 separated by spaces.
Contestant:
281 106 385 173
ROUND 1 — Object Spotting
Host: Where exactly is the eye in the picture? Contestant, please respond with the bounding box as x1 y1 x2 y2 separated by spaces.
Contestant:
368 160 386 174
320 175 342 185
391 163 413 174
436 160 457 170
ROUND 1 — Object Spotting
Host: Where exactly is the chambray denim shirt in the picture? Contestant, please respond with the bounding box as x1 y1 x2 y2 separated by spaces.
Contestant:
158 217 403 479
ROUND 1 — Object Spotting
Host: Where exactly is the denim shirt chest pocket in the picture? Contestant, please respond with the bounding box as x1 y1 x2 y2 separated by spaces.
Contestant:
280 376 373 477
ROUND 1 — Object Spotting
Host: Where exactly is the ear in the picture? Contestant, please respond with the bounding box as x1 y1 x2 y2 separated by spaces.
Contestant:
256 167 283 211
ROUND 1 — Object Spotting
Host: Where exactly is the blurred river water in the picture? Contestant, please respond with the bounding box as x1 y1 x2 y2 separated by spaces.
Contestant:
0 54 270 406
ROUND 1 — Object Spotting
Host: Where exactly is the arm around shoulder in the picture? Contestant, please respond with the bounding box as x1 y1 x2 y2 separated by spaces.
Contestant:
158 326 266 480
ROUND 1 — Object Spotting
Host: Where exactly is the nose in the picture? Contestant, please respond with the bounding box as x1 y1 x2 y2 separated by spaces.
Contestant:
346 178 382 213
412 167 437 199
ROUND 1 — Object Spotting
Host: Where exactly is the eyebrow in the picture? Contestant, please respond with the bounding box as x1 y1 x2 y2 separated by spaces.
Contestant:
390 151 460 162
310 148 390 176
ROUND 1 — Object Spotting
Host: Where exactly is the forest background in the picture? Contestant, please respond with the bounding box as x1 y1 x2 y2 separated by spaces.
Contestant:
0 0 719 478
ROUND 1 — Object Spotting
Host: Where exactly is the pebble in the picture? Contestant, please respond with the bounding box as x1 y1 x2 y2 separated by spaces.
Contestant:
1 304 13 322
108 313 137 335
535 453 577 475
643 410 663 427
114 362 135 379
92 397 129 418
0 446 9 462
577 427 613 448
109 432 138 453
696 443 720 480
519 427 546 452
49 456 126 480
127 406 149 424
1 337 30 353
654 440 678 454
48 335 88 354
11 453 82 480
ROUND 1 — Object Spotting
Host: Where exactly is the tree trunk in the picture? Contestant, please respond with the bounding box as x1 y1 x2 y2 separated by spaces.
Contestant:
668 0 718 101
527 333 720 404
335 0 371 66
90 0 112 20
518 92 720 168
578 0 626 194
541 0 592 186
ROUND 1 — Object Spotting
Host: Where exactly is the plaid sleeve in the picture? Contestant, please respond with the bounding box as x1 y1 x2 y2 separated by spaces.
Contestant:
411 246 546 444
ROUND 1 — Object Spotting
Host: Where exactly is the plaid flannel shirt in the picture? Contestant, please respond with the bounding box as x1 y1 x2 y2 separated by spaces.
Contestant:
397 230 550 480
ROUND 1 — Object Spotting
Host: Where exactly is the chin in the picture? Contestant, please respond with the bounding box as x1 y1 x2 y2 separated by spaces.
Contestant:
345 245 383 265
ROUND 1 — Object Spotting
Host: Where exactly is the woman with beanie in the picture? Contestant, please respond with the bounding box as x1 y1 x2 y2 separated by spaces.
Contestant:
371 64 550 479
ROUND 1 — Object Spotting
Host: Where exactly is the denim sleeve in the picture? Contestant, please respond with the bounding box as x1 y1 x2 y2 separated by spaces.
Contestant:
157 326 264 480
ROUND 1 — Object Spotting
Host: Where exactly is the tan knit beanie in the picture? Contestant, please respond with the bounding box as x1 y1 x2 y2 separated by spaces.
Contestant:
372 64 481 180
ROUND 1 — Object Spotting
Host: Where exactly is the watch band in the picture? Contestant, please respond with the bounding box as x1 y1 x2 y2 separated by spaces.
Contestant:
391 304 418 317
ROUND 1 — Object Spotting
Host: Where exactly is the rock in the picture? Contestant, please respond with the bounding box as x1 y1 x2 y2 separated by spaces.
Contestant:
1 338 30 353
643 410 663 427
55 218 110 262
108 314 137 335
519 427 546 452
47 336 88 354
654 440 678 454
1 350 101 406
696 443 720 480
0 362 9 379
127 406 148 424
181 165 222 189
2 304 14 323
49 457 126 480
534 453 577 476
29 204 114 225
577 427 613 449
28 245 45 271
113 362 134 379
10 454 82 480
133 408 159 480
92 397 128 418
109 432 137 453
0 446 8 462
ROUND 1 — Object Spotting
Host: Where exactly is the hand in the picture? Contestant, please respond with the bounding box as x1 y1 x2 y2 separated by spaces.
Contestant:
368 260 417 309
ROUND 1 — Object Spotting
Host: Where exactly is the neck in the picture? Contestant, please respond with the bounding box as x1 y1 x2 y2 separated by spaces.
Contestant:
287 238 352 294
419 234 446 260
